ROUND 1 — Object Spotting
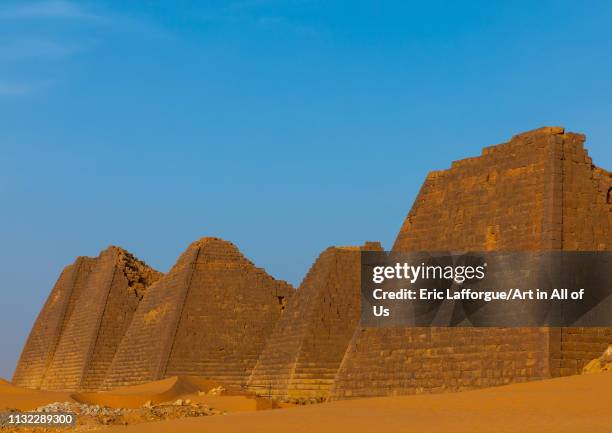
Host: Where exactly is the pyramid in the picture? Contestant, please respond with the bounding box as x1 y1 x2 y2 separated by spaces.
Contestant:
331 127 612 399
103 237 294 389
13 247 161 390
247 241 382 401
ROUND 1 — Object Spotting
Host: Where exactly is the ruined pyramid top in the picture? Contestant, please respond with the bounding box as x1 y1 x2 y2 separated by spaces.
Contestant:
394 127 611 252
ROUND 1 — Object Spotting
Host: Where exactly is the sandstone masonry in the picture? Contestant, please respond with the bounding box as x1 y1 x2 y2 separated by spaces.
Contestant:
103 237 294 389
330 127 612 399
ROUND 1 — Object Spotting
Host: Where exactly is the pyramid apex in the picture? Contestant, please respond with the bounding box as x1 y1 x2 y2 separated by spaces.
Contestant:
511 126 565 141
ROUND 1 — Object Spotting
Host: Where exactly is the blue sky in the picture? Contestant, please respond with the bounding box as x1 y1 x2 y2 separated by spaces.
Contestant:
1 0 611 379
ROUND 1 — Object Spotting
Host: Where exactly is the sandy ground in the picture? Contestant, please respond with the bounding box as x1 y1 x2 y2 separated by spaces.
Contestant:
99 371 612 433
2 372 611 432
0 380 74 411
73 376 275 413
0 376 269 414
74 377 218 407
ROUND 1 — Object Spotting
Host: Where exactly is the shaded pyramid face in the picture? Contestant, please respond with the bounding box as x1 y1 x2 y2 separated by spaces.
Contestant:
103 237 294 389
331 127 612 400
247 242 382 402
12 247 161 390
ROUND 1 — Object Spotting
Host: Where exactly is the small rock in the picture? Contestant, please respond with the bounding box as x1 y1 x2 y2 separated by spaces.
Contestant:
583 345 612 374
207 386 225 396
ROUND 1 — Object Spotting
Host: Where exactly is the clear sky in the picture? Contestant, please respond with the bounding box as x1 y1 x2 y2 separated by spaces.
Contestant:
1 0 611 379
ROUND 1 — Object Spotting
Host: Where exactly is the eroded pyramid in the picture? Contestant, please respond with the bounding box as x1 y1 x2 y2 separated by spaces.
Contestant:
103 237 294 389
331 127 612 399
13 247 161 390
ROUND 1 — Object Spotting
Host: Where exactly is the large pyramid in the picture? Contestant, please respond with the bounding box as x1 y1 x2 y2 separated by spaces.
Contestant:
12 247 161 391
331 127 612 399
103 237 294 389
247 241 382 402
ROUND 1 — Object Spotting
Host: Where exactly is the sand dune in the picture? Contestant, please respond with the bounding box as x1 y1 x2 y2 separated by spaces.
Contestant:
73 376 267 412
0 376 271 415
102 371 612 433
0 379 74 411
73 376 218 408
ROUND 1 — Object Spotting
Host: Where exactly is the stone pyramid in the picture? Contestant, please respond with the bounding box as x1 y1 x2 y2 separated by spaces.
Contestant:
13 247 161 390
103 237 294 389
247 241 382 402
331 127 612 399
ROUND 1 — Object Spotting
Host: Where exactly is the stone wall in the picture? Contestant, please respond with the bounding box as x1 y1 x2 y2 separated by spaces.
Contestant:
247 242 382 401
332 327 551 398
331 127 611 399
103 237 293 389
552 134 612 375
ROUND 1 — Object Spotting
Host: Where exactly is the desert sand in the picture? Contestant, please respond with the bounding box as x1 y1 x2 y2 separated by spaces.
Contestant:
0 379 73 411
72 376 273 412
95 371 612 433
2 362 611 432
0 376 268 415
